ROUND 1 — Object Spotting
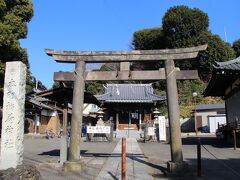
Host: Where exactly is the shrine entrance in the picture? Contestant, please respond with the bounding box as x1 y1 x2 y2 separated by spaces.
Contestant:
45 44 207 172
117 108 146 130
109 108 151 130
119 110 133 129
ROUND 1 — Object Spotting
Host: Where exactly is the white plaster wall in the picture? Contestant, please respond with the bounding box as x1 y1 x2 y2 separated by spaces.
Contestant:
197 111 217 127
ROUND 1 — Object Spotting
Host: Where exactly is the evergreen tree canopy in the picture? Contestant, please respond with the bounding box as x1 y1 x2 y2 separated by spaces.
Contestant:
131 5 230 117
195 31 235 80
0 0 35 93
233 39 240 57
132 27 166 50
132 5 235 81
131 28 165 70
85 82 104 95
162 6 209 48
0 0 33 62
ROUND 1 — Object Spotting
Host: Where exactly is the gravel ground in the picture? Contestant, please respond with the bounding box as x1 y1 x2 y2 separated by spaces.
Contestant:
23 136 119 180
2 134 240 179
139 135 240 180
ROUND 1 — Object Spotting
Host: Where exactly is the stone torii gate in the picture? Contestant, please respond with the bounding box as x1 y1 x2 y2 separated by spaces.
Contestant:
45 44 207 172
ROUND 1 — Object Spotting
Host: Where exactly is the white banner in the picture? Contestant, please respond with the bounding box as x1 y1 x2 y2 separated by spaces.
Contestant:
158 116 166 141
87 126 110 134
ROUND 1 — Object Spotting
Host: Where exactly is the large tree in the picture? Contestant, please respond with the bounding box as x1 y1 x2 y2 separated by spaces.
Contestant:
132 27 166 50
233 39 240 57
162 6 235 81
131 6 232 117
132 6 235 81
162 6 209 48
132 28 166 70
0 0 33 62
0 0 34 93
195 31 235 80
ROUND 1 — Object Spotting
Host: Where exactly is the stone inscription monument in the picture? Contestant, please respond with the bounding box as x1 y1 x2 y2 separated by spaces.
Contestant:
0 61 26 169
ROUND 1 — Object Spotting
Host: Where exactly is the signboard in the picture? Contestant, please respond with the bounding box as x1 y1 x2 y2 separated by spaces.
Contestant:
148 127 155 136
209 115 226 133
87 126 110 134
158 116 166 141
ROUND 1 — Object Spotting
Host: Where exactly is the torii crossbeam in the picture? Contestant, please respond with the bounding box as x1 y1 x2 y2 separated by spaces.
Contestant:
45 44 207 172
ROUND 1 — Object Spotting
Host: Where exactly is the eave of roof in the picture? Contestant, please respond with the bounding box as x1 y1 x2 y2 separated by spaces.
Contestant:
203 71 237 97
213 56 240 70
26 96 54 110
36 87 100 105
193 103 225 111
204 57 240 97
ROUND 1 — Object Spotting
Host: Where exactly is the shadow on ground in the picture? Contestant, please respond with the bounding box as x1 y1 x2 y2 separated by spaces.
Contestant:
38 150 88 156
129 155 168 176
139 136 240 179
182 136 234 148
139 136 234 148
107 171 118 180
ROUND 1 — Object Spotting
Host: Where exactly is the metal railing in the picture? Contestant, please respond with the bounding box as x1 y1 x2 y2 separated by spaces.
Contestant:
218 119 240 130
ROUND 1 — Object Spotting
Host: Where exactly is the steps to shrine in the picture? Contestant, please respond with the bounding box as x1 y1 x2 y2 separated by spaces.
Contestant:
115 129 142 139
117 124 138 130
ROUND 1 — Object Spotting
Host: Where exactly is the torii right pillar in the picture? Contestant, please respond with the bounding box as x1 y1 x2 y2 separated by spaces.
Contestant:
164 50 209 172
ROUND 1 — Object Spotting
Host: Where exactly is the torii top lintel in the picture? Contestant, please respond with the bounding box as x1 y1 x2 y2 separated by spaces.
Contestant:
45 44 207 63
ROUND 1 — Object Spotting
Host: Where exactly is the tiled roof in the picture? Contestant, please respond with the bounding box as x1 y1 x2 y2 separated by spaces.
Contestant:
213 56 240 70
204 56 240 97
36 87 100 105
26 96 54 110
96 84 166 103
194 103 225 111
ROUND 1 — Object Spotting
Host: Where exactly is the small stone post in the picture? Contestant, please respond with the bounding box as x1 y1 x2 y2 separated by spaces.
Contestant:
60 103 68 164
0 61 26 169
63 103 68 135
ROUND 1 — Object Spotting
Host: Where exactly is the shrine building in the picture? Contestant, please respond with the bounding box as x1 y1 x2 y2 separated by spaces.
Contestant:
96 84 166 130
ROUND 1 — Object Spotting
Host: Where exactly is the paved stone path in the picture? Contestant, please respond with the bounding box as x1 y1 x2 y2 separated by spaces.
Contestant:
96 138 153 180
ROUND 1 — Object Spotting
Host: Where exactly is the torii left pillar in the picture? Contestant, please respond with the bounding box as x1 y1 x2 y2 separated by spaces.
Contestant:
63 60 85 172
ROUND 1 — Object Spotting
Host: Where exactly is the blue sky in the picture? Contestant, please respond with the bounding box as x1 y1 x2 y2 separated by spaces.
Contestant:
20 0 240 88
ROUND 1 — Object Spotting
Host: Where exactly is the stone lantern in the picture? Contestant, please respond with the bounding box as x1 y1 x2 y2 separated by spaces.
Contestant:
96 108 105 126
153 108 160 123
152 108 160 141
192 92 198 135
